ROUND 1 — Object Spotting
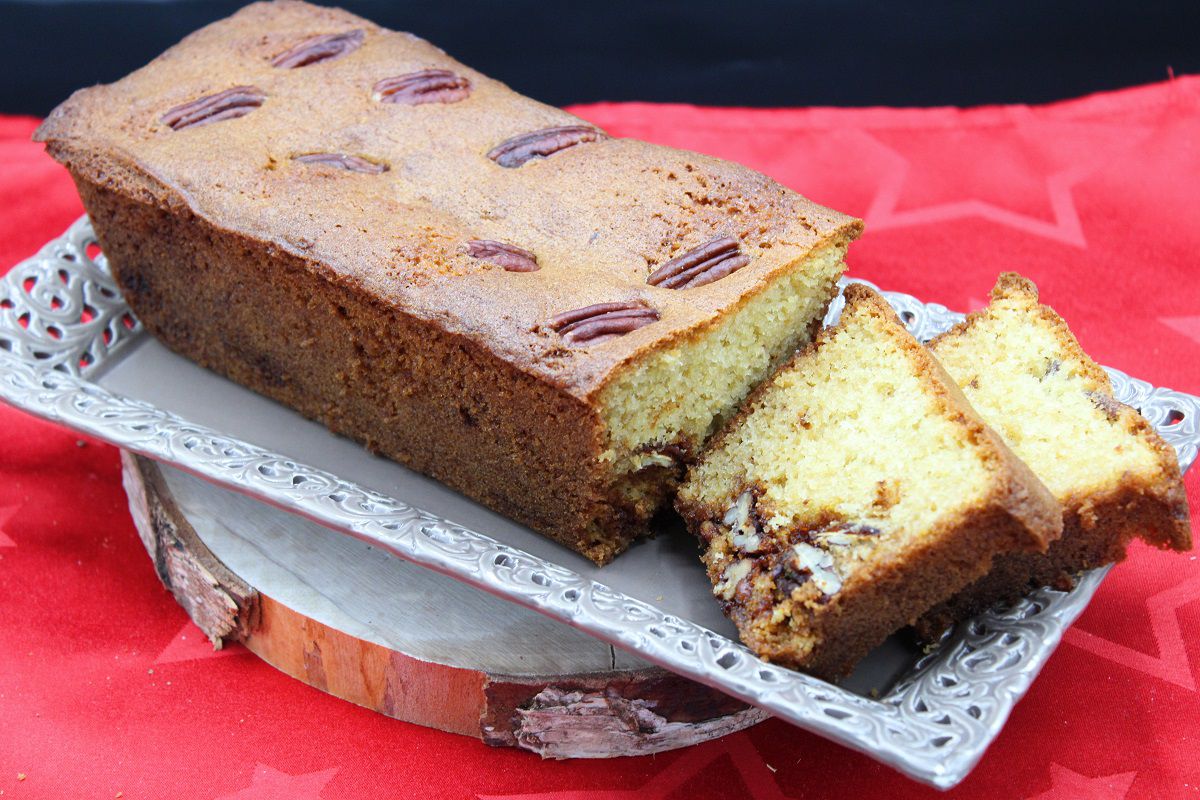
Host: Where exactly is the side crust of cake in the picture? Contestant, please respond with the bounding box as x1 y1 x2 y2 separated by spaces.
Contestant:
677 284 1062 677
74 176 626 561
916 273 1192 636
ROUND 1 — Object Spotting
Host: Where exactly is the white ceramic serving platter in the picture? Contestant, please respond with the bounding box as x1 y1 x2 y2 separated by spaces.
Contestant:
2 218 1197 789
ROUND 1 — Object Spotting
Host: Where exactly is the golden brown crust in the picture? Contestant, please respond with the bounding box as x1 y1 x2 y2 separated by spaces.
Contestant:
916 272 1192 638
38 0 862 564
916 479 1192 638
677 285 1063 677
34 0 861 404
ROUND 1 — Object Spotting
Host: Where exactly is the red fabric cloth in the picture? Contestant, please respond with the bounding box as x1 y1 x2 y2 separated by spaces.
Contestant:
2 78 1199 799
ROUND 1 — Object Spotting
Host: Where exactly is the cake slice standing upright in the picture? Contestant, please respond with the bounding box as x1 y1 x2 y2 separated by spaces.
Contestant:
916 273 1192 636
676 284 1062 677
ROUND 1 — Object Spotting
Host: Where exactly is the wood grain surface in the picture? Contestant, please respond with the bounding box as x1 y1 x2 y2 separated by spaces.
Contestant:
121 452 767 756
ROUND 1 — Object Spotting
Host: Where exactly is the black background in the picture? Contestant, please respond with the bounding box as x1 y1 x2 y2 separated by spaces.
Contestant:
4 0 1199 115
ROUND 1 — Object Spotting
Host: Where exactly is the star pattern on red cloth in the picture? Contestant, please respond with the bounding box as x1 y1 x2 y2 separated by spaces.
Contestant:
4 79 1200 800
155 620 249 665
477 733 788 800
1160 316 1200 346
860 109 1153 247
1025 763 1137 799
0 502 18 547
214 764 338 800
1063 573 1200 691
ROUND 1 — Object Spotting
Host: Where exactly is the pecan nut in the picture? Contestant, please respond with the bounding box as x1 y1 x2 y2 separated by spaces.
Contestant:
548 301 659 343
467 240 539 272
1087 390 1123 421
814 523 882 548
773 542 842 599
714 559 753 601
647 236 750 290
487 125 607 168
161 86 266 131
722 489 764 553
271 30 365 69
637 441 690 465
292 153 389 173
374 69 472 105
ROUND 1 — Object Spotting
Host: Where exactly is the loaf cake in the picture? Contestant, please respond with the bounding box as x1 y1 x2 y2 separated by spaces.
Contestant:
675 284 1062 677
916 273 1192 636
34 0 862 564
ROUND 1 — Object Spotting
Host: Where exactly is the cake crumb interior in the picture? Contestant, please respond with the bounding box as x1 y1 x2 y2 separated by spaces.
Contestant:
686 301 994 548
598 241 848 483
931 293 1162 498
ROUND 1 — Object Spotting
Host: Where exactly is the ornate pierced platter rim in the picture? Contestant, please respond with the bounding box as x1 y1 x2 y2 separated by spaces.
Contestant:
1 218 1196 790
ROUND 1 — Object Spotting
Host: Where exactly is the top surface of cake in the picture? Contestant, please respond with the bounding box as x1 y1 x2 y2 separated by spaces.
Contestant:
676 284 1061 674
34 0 860 401
929 272 1191 551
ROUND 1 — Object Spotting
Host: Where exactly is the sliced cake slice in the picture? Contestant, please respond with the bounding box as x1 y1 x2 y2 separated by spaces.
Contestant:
916 273 1192 637
675 284 1062 677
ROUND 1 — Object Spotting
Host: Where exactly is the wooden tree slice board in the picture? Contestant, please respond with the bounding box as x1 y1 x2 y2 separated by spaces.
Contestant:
121 452 767 757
